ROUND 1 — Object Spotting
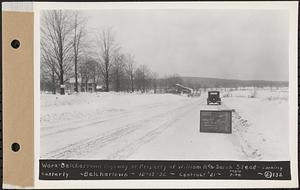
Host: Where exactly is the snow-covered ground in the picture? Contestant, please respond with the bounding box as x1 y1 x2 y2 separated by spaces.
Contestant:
40 88 289 161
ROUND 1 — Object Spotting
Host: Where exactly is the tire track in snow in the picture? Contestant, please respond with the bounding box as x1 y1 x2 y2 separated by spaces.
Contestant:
42 99 201 159
41 101 172 130
41 100 191 137
105 100 203 159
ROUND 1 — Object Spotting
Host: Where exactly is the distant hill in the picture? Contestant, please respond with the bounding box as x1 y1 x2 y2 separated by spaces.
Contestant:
181 76 288 89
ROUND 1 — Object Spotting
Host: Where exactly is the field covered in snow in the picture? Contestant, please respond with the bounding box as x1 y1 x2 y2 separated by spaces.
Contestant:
40 88 289 161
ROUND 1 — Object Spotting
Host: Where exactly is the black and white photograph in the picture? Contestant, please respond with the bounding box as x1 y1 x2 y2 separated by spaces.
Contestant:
1 1 298 189
34 1 300 188
40 7 290 161
36 3 299 185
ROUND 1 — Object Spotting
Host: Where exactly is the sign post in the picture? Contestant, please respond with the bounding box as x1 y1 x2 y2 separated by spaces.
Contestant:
200 110 232 133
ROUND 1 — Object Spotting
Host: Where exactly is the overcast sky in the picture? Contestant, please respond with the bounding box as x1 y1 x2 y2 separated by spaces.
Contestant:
83 9 289 81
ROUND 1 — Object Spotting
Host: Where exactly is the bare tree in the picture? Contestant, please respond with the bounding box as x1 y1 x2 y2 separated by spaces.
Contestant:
40 37 59 94
150 72 159 93
135 64 151 92
72 11 86 92
96 28 119 92
161 74 183 90
41 10 74 95
40 45 57 94
125 54 136 92
79 58 98 92
111 53 126 92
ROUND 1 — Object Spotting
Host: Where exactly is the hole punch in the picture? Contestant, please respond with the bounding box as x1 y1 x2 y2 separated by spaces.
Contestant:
11 143 20 152
11 39 20 49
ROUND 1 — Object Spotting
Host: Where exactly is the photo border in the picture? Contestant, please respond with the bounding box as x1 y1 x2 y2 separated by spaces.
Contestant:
33 1 298 189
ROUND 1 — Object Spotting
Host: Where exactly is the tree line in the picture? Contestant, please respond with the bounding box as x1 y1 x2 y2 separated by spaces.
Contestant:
41 10 285 95
40 10 185 95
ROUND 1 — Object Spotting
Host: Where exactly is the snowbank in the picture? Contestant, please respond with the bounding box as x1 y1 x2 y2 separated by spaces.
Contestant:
41 92 192 128
40 89 289 161
223 89 289 160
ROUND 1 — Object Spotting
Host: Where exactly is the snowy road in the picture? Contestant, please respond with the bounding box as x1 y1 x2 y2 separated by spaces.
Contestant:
41 94 202 159
40 90 289 161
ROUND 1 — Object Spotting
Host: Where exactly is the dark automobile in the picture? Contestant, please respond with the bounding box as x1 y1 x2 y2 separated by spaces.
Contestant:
207 91 221 105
